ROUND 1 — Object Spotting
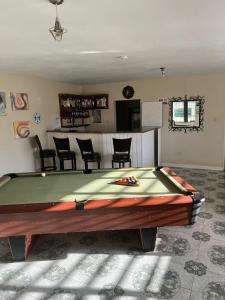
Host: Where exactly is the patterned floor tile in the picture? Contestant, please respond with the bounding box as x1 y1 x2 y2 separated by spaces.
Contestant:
155 230 201 266
196 237 225 275
202 215 225 242
190 270 225 300
208 190 225 202
0 167 224 299
116 258 194 299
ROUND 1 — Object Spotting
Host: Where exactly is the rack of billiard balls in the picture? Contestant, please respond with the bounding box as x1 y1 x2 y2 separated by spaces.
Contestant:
115 176 140 186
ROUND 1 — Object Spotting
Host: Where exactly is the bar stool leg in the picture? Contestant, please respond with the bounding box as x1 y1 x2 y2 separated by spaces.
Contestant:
85 161 88 171
71 158 74 170
98 160 100 169
53 156 56 170
60 159 64 171
74 157 76 170
41 157 45 171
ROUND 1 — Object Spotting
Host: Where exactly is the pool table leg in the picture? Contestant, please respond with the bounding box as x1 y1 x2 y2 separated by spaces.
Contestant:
8 234 33 261
139 228 157 251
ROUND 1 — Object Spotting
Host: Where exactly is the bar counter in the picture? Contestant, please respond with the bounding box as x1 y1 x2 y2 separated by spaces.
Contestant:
47 126 161 169
47 126 160 134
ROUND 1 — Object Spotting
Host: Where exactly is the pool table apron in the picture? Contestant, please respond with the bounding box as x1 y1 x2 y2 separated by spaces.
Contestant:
0 195 195 261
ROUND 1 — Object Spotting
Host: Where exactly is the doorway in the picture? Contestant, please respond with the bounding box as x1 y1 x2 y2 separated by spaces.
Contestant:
116 100 140 131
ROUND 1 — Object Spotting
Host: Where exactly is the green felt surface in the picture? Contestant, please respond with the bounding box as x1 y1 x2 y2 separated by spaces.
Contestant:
0 169 183 205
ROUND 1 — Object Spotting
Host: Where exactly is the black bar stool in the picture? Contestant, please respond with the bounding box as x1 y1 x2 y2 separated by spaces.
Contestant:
112 137 132 168
76 138 101 170
33 135 56 171
53 137 76 170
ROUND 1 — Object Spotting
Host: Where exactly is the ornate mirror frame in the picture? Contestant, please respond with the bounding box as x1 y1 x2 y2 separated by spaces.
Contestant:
168 95 205 133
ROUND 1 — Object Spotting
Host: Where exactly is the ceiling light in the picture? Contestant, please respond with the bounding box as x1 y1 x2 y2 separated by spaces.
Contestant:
160 67 166 78
116 55 129 60
49 0 67 41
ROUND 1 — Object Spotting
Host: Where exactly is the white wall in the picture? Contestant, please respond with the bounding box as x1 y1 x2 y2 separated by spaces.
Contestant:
1 72 225 175
0 73 81 176
83 73 225 169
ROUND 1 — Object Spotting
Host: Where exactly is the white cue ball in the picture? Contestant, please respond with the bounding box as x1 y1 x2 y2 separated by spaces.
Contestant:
41 173 46 177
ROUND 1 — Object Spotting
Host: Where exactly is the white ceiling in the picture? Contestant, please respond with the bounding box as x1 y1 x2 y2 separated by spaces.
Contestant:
1 0 225 84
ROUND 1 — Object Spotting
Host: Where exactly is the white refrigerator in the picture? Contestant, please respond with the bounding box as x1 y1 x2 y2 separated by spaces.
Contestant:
141 101 162 166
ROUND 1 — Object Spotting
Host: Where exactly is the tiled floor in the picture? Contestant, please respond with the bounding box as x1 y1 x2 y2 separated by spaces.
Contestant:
0 168 224 299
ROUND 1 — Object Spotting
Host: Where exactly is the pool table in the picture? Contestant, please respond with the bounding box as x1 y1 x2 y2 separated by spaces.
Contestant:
0 167 205 261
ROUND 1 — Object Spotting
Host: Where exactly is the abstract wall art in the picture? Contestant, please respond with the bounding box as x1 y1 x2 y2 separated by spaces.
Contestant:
10 92 29 110
13 121 31 138
0 92 6 116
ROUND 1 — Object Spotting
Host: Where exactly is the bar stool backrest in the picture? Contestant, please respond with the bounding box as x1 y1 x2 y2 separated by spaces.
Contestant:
113 138 132 154
34 135 43 152
53 137 71 154
76 138 94 156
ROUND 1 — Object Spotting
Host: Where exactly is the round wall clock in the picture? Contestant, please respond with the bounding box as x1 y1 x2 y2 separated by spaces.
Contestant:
122 86 135 99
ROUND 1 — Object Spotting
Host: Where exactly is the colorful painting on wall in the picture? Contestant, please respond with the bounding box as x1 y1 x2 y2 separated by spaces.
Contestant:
0 92 6 116
13 121 31 138
10 92 29 110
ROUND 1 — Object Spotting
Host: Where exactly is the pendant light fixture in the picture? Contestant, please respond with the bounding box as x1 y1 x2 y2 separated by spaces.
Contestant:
160 67 166 78
49 0 67 41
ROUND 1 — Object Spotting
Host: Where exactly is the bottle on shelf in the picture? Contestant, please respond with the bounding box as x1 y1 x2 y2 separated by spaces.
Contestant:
102 96 107 107
59 93 108 127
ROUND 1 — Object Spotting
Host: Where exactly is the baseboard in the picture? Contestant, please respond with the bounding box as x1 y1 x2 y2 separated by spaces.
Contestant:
161 162 224 171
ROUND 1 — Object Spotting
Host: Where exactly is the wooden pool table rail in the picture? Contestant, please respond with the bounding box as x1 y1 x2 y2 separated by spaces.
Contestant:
0 167 205 261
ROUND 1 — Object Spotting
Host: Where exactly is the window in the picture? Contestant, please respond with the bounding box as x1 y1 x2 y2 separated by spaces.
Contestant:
168 96 204 132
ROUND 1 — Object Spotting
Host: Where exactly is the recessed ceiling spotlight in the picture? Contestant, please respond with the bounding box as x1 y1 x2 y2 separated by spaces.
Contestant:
116 55 129 60
160 67 166 78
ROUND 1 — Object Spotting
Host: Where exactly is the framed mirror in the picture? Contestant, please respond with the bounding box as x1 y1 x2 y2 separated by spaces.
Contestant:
168 95 205 133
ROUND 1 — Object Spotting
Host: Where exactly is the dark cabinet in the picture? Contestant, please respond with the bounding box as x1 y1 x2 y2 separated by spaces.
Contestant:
59 93 108 128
